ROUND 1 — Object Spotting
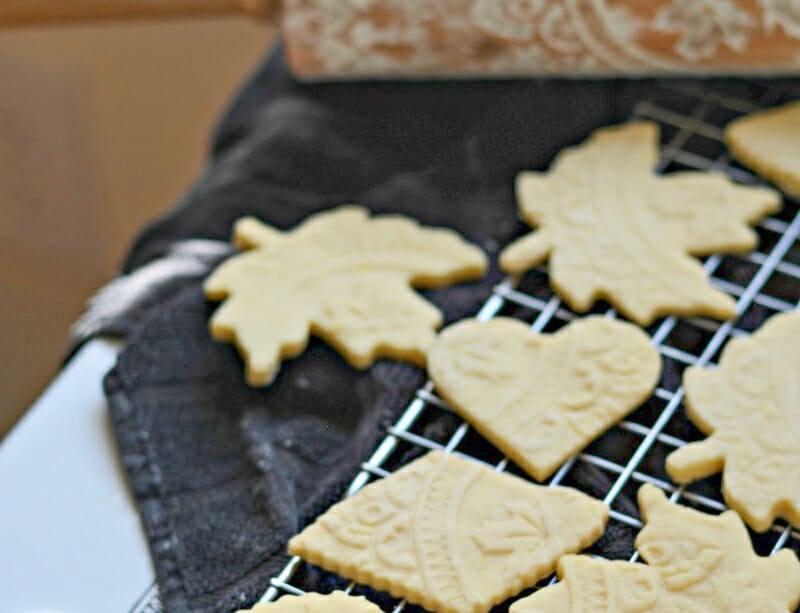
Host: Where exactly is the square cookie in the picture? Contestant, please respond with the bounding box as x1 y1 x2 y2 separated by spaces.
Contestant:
289 451 608 613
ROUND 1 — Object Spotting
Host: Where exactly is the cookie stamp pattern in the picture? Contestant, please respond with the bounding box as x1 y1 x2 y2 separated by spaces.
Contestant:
500 122 781 325
667 311 800 532
726 100 800 197
428 317 661 481
511 484 800 612
238 592 381 612
288 451 608 613
204 206 487 386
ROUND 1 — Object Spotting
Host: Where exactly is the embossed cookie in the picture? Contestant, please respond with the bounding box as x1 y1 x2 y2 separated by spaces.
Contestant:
289 451 608 613
238 592 381 612
511 484 800 612
667 311 800 532
428 317 661 481
726 100 800 198
500 122 781 325
204 206 487 386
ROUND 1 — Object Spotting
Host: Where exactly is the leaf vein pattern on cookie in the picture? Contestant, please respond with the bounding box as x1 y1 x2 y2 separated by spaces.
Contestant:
288 451 608 613
428 316 661 481
500 121 781 325
666 310 800 532
204 206 487 385
511 484 800 613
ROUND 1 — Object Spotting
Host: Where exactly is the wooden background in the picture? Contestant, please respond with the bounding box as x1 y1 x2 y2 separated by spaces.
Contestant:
0 18 271 436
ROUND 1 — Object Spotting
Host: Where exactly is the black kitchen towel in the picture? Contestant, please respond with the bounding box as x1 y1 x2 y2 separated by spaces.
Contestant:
112 46 650 275
92 43 767 612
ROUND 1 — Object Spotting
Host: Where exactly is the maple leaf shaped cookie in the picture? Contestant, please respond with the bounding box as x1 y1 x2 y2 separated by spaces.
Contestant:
667 311 800 532
237 592 381 612
500 122 781 325
289 451 608 613
428 316 661 481
511 484 800 613
204 206 487 386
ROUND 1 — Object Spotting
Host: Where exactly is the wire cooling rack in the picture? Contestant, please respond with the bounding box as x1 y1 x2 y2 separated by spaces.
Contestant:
258 80 800 611
120 80 800 613
125 82 800 613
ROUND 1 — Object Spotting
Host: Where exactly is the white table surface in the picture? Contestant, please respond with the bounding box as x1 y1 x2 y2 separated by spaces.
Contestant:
0 339 157 613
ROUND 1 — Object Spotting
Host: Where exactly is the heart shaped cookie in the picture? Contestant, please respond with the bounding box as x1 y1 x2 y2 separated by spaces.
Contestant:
428 316 661 481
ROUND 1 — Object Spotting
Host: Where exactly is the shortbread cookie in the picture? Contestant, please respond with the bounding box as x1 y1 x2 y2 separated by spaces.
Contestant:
289 451 608 613
511 484 800 612
667 311 800 532
500 122 781 325
428 317 660 481
726 100 800 198
205 206 487 386
511 556 662 612
238 592 381 612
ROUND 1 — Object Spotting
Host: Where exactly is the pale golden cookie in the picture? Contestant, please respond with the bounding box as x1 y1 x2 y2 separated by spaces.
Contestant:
289 451 608 613
511 556 662 612
511 484 800 612
238 592 381 612
726 100 800 198
204 206 487 386
428 317 661 481
500 122 780 325
667 311 800 532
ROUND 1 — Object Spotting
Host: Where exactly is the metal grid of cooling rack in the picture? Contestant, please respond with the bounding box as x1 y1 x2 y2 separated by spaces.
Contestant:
260 81 800 611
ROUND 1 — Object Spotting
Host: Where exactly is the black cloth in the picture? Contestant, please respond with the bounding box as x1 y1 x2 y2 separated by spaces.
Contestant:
94 43 736 612
119 46 648 273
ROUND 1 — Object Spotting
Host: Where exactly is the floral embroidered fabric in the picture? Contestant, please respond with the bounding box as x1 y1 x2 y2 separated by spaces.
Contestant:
282 0 800 78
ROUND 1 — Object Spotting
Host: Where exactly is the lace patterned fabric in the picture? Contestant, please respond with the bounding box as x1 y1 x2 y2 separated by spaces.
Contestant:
282 0 800 78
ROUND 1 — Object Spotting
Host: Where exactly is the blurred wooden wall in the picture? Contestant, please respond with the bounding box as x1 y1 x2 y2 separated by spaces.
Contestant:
0 19 270 436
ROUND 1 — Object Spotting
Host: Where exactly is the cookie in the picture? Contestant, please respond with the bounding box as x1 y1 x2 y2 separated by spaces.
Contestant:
427 317 661 481
511 484 800 612
288 451 608 613
666 311 800 532
237 592 381 612
204 206 487 386
726 100 800 198
500 122 781 325
511 555 661 612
